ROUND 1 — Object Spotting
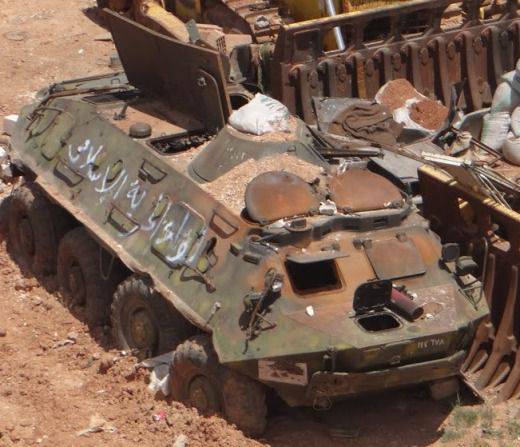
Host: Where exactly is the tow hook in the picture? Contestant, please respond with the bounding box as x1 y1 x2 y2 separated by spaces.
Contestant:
313 394 332 411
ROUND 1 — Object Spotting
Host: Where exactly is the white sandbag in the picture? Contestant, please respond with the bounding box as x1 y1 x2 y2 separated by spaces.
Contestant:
503 134 520 165
2 114 18 136
511 106 520 137
480 112 511 150
390 98 434 135
228 93 291 135
490 60 520 113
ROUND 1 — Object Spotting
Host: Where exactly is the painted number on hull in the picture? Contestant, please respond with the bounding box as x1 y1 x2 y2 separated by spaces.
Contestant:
417 338 446 350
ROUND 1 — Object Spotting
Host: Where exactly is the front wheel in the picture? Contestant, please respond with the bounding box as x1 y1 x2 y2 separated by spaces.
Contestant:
57 227 118 327
171 335 267 437
111 276 192 359
8 183 63 275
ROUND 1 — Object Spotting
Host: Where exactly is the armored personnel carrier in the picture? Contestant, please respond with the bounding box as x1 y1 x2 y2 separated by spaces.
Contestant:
6 40 489 434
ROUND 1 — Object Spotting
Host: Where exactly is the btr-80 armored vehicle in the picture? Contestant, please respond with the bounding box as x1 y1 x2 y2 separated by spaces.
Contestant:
6 62 488 435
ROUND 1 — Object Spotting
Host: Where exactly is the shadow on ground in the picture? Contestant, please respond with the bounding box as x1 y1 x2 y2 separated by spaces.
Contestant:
82 5 109 30
263 387 456 447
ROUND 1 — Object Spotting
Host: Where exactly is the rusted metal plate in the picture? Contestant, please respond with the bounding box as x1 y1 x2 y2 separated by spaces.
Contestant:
245 171 319 223
307 350 465 397
365 238 426 280
329 169 403 212
218 0 282 43
105 9 232 130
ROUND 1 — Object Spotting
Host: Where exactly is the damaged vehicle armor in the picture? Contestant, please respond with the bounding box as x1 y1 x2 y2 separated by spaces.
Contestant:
7 79 487 436
8 0 520 438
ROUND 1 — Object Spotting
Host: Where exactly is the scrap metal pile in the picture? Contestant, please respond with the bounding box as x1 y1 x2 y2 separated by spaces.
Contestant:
2 0 520 438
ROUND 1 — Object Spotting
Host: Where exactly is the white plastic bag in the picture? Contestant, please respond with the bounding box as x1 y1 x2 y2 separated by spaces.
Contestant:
481 112 511 150
138 352 173 396
228 93 291 135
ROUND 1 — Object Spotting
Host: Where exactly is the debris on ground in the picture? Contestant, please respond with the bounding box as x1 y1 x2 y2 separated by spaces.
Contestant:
173 433 188 447
152 410 166 422
66 331 78 342
97 354 115 374
137 352 173 396
3 31 28 42
76 414 116 437
328 426 361 439
52 332 78 348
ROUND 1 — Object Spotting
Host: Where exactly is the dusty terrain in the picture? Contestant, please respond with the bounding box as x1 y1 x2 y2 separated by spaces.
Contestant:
1 0 520 446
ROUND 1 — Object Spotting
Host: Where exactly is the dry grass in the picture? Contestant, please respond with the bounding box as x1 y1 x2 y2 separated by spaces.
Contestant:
441 402 520 445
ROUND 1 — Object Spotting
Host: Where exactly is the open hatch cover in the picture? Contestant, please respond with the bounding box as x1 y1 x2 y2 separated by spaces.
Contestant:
329 169 403 212
245 171 319 224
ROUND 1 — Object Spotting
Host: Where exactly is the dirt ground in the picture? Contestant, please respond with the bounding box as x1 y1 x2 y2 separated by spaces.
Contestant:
1 0 520 446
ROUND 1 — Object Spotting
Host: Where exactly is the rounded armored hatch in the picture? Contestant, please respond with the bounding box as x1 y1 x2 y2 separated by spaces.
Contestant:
329 169 402 212
245 171 319 224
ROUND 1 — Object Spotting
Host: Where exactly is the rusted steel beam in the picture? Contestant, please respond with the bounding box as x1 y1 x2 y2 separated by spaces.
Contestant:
270 0 520 123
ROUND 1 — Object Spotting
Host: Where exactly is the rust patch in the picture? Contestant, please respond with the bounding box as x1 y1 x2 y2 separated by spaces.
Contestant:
329 169 403 212
245 171 319 223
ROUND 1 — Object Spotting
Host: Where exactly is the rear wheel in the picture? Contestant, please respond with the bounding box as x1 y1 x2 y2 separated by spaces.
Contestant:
57 227 115 327
8 183 63 275
111 276 192 359
171 335 267 437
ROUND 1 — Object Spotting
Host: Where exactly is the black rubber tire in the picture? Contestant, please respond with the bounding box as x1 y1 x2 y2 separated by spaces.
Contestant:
8 183 62 275
111 276 192 359
57 227 114 327
171 335 267 437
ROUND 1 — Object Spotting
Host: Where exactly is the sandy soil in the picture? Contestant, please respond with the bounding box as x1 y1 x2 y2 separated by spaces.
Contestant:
0 1 519 446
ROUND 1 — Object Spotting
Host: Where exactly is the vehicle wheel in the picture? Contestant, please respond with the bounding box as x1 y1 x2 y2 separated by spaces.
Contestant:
171 335 267 437
111 276 192 359
8 183 61 275
57 227 113 327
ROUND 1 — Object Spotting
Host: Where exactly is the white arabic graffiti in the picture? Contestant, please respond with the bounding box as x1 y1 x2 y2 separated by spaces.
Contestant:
154 208 193 265
66 140 203 266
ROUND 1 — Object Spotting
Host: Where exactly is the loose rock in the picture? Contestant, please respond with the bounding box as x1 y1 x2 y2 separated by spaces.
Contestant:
66 331 78 342
173 434 188 447
98 355 114 374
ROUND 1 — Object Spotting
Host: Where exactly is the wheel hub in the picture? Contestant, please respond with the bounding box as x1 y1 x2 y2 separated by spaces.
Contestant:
67 264 86 304
188 376 220 415
19 216 35 257
129 309 157 352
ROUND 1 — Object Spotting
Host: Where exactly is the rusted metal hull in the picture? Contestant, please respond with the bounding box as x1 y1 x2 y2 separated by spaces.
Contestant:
420 164 520 402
